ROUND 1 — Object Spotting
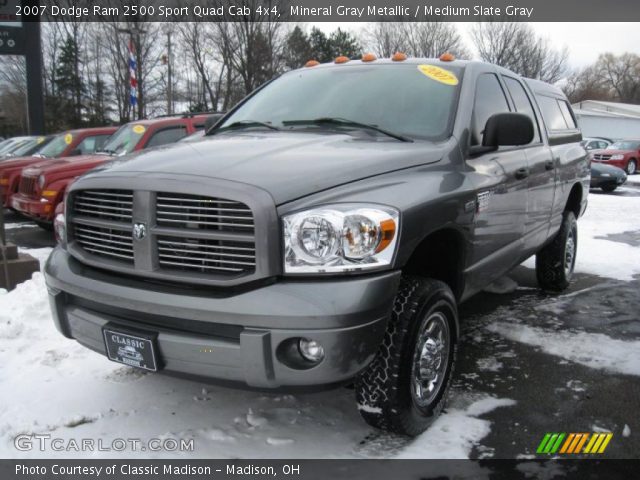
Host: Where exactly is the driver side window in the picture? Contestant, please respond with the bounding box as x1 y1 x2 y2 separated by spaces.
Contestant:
472 74 511 146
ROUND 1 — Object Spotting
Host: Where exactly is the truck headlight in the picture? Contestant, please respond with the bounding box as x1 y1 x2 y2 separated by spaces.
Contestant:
283 204 399 274
37 174 46 189
610 154 624 160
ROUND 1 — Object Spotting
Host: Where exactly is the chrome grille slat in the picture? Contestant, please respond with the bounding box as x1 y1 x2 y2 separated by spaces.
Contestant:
158 247 255 259
158 260 244 272
75 208 132 219
75 202 132 212
157 239 254 251
82 247 134 260
75 233 133 247
82 191 133 198
157 203 250 213
156 196 239 205
158 253 255 266
156 210 251 220
154 218 253 228
73 220 134 265
73 189 134 223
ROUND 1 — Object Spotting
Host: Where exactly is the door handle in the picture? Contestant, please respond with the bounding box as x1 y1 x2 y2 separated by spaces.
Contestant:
515 167 530 179
545 159 555 170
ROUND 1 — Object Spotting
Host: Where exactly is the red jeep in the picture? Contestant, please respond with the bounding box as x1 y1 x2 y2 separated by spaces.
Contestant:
591 139 640 175
11 115 209 228
0 127 117 209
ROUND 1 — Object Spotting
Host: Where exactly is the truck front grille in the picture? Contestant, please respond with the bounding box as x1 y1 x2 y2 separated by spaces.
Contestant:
74 224 134 263
156 193 254 232
74 190 133 222
68 188 261 285
157 237 256 275
18 176 37 197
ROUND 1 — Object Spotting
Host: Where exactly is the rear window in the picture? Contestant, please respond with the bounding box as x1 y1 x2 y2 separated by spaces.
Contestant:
537 96 577 131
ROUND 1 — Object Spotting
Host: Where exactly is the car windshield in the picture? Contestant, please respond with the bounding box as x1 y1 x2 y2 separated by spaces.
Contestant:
9 137 48 157
99 124 146 155
217 64 463 140
607 141 640 150
38 133 72 158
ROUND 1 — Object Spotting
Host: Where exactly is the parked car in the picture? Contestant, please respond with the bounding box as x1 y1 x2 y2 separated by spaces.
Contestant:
45 57 588 436
0 136 53 160
0 127 117 211
591 139 640 175
580 137 611 151
11 115 209 228
590 162 627 192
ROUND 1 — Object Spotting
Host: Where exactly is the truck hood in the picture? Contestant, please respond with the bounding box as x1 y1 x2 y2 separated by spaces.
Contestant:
23 154 108 176
86 131 446 204
0 155 46 173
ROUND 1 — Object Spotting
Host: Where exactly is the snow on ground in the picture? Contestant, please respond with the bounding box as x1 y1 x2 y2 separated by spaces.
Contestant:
522 187 640 281
487 322 640 376
1 187 639 458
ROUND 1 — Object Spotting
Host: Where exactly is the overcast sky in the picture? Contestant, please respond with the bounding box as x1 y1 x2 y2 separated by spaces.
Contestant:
313 22 640 70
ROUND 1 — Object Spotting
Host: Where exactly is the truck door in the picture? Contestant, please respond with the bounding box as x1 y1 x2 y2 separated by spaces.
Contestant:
466 73 529 287
502 76 555 252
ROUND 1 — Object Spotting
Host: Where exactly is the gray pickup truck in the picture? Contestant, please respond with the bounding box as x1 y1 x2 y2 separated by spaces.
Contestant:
45 57 589 436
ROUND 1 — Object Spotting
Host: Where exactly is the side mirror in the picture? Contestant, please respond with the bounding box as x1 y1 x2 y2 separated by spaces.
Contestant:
68 149 82 156
483 112 534 148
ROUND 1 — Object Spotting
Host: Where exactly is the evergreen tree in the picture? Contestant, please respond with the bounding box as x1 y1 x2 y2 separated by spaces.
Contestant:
55 36 85 128
283 26 313 69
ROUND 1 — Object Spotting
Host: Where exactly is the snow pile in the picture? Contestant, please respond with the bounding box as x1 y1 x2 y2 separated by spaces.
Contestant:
487 322 640 376
395 396 516 459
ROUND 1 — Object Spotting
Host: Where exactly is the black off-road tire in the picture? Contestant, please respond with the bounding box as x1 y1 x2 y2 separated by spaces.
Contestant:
355 276 458 437
536 211 577 292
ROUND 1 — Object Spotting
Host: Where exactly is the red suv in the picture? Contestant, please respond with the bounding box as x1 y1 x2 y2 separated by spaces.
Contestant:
0 127 117 209
11 115 209 228
591 140 640 175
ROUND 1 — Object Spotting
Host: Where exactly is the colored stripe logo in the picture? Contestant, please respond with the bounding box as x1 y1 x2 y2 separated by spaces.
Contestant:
537 432 613 454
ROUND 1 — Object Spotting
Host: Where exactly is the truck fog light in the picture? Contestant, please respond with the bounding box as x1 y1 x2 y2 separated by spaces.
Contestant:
298 338 325 363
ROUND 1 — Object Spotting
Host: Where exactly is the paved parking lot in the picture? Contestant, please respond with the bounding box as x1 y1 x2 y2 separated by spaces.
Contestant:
1 182 639 459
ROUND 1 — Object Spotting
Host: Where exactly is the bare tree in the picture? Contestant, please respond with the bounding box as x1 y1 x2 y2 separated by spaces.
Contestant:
363 22 469 59
596 53 640 103
471 22 568 83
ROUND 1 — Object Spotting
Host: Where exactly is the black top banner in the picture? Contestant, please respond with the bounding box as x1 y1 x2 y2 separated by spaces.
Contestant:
8 0 640 22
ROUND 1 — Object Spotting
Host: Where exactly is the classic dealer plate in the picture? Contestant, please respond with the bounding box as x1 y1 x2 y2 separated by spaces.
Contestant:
102 326 159 371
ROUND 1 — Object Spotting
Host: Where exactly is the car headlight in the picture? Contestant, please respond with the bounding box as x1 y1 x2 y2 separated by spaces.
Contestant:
37 174 46 189
283 204 399 274
610 154 624 160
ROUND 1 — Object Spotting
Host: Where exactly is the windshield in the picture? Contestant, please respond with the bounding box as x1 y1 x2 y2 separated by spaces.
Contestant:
607 141 640 150
217 64 462 140
9 137 48 157
99 124 146 155
38 133 72 158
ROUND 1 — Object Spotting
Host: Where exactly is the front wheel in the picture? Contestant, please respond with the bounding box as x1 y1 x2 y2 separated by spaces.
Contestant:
626 159 637 175
536 211 577 291
355 276 457 436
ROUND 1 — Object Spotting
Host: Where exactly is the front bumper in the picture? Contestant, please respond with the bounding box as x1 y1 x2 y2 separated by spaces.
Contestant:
45 248 400 389
592 159 627 170
11 193 53 222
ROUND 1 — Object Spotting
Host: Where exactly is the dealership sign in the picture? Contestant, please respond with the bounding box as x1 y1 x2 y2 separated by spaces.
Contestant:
0 0 24 55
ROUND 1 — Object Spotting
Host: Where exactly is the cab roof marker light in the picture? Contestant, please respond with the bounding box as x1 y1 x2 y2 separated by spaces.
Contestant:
334 56 350 64
362 53 377 62
439 52 456 62
305 60 320 68
391 52 407 62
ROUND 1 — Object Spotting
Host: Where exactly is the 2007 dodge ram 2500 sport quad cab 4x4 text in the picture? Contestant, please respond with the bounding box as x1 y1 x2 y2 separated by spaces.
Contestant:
45 57 589 436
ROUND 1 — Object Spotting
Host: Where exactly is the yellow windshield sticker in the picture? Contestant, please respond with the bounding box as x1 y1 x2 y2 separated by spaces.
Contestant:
37 137 45 144
132 125 146 134
64 133 73 145
417 65 459 86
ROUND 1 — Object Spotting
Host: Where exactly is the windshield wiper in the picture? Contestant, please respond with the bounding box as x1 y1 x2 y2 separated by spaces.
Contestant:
96 148 118 155
211 120 280 135
283 117 413 143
